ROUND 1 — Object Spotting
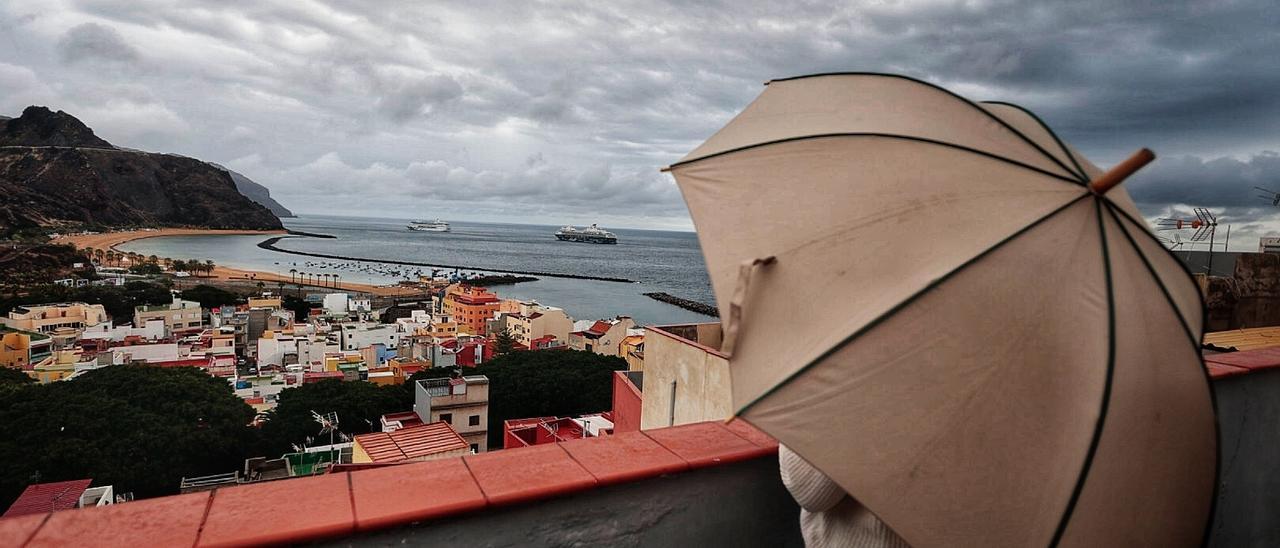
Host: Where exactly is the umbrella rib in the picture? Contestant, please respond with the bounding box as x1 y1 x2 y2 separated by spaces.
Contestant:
1048 198 1117 548
1103 200 1208 344
666 133 1083 187
735 191 1092 417
1103 201 1221 546
1102 202 1203 348
981 101 1090 182
763 72 1087 181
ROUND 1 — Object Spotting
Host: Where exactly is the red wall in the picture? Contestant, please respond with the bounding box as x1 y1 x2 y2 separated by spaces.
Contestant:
611 371 642 433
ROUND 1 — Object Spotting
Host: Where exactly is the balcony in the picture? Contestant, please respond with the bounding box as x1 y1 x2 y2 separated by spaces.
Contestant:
3 358 1279 546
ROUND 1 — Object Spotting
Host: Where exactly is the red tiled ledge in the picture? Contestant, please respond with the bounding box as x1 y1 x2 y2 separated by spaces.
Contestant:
1204 346 1280 379
2 420 778 547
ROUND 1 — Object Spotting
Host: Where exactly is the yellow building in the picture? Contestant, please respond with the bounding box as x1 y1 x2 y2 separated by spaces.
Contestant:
29 350 87 384
640 323 730 430
247 297 283 310
2 330 52 370
503 302 573 348
620 334 644 371
133 299 204 334
1 302 109 335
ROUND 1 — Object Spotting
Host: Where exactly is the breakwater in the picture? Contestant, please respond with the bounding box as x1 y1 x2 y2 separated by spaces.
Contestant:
257 236 636 283
643 292 719 317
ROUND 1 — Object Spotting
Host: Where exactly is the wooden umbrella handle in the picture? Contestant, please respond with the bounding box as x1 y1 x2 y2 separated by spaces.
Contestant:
1090 148 1156 195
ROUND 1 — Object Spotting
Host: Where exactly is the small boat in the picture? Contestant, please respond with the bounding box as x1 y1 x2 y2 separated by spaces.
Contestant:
555 224 617 244
408 219 450 232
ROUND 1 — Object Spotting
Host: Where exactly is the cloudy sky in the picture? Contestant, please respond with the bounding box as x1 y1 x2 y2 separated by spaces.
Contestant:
1 1 1277 242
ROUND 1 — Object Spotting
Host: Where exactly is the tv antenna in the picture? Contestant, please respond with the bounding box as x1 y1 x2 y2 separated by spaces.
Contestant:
1257 186 1280 207
312 410 339 447
1159 208 1227 274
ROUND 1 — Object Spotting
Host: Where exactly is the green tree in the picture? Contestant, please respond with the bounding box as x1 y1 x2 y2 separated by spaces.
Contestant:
0 367 34 391
0 366 257 510
282 295 312 321
179 285 242 310
493 329 516 355
407 350 626 448
255 380 408 457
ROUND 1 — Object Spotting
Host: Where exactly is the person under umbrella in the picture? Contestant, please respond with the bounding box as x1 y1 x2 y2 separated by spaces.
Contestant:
667 73 1215 547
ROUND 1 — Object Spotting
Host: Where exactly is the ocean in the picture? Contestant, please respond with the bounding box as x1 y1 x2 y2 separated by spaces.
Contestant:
117 215 717 326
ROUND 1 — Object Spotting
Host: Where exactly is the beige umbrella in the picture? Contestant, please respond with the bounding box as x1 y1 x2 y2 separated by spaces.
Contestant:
666 73 1216 547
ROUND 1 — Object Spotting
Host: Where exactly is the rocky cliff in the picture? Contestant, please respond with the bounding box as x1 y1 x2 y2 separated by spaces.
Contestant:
214 164 295 218
0 106 283 236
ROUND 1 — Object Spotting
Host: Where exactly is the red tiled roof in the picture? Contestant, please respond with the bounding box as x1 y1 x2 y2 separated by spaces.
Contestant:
589 320 611 334
354 422 468 463
3 479 92 517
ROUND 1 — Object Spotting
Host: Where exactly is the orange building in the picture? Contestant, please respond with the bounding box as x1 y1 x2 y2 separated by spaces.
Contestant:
442 285 500 335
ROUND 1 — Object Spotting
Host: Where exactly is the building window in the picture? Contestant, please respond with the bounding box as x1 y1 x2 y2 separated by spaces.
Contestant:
468 415 480 426
440 413 452 424
469 443 479 453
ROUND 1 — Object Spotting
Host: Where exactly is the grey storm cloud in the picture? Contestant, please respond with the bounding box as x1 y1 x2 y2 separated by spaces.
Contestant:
56 22 139 65
0 0 1277 232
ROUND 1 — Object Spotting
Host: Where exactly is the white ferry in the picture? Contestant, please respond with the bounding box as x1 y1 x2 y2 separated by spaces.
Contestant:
408 219 450 232
555 224 617 244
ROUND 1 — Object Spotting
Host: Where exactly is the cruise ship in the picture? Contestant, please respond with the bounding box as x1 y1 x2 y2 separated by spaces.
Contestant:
555 224 617 244
407 219 450 232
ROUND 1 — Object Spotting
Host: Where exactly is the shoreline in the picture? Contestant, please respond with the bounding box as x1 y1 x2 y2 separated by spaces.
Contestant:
258 236 637 283
53 228 424 297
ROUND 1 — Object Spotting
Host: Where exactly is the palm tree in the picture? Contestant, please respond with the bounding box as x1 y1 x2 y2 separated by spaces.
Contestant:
205 260 215 276
323 273 331 288
148 254 159 265
289 268 297 284
333 274 340 289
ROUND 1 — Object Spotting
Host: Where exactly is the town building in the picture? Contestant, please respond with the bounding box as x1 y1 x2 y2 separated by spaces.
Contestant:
81 319 166 343
528 335 567 350
442 285 500 335
611 370 643 433
351 421 469 464
502 301 573 348
502 413 614 448
338 323 399 353
620 332 645 370
1 330 52 369
640 323 731 429
568 316 636 356
133 298 204 335
0 303 109 341
2 479 115 517
413 375 490 453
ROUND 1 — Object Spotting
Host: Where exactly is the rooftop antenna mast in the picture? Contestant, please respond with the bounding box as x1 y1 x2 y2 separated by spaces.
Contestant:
1158 208 1224 274
1256 186 1280 207
312 410 340 449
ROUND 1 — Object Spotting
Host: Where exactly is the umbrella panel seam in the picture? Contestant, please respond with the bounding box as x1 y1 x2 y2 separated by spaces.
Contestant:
734 191 1092 417
667 133 1087 188
760 72 1088 180
980 100 1090 182
1047 197 1118 547
1102 201 1220 547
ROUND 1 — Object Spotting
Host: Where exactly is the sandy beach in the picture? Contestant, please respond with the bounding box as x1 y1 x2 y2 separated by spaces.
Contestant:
53 228 424 297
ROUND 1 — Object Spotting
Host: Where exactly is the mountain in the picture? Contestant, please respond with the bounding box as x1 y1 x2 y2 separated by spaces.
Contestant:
213 164 295 218
0 106 282 236
0 106 113 149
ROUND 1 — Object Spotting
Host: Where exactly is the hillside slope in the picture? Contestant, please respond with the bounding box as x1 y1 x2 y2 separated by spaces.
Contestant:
0 106 282 235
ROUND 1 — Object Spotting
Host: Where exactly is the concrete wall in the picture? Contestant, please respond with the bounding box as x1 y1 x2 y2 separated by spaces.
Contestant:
336 456 803 548
1207 369 1280 547
612 371 643 434
641 326 732 430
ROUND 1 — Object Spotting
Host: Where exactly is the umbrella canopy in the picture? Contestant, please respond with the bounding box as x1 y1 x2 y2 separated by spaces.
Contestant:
667 73 1216 547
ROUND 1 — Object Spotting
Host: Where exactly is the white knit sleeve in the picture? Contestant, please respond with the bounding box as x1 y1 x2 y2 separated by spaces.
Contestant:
779 443 847 513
